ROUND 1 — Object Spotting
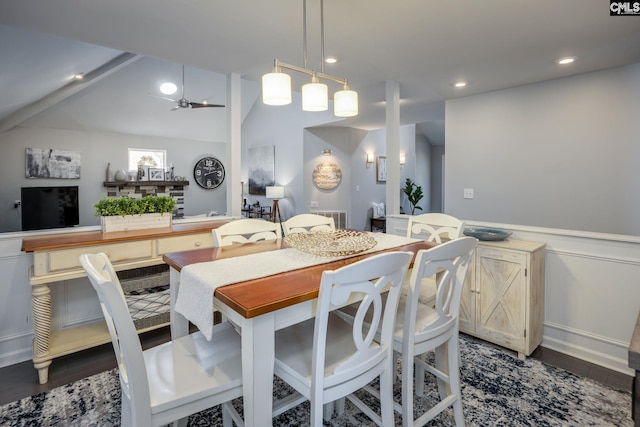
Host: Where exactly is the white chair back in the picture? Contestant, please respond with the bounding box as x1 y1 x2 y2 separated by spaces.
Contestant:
406 213 465 243
212 218 279 246
79 253 152 422
405 236 476 341
80 252 245 427
282 213 336 235
316 251 411 379
399 236 477 426
273 251 412 426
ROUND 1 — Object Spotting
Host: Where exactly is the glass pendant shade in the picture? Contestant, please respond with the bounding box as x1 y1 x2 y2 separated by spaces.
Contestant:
262 72 292 105
302 80 328 111
334 88 358 117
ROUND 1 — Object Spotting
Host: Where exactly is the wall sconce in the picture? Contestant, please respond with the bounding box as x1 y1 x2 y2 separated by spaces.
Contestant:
366 153 374 164
400 155 406 165
322 149 333 156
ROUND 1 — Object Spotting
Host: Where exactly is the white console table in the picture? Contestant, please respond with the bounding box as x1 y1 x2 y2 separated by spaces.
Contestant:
22 219 228 384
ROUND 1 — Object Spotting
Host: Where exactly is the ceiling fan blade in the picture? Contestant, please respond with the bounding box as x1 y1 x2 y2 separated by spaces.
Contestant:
190 102 225 108
170 105 181 111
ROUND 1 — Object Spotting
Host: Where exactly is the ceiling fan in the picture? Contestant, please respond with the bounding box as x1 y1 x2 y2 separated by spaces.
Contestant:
161 65 225 111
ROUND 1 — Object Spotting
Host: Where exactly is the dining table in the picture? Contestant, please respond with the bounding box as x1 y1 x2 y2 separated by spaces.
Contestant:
163 231 434 427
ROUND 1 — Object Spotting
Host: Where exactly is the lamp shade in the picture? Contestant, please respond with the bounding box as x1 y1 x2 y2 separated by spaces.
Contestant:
262 72 292 105
266 186 285 199
302 81 328 111
334 88 358 117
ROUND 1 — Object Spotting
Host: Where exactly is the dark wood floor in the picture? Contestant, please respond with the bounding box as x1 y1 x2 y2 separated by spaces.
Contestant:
0 328 633 407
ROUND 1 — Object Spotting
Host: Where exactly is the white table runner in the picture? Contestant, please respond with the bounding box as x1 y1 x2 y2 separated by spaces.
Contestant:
174 232 421 339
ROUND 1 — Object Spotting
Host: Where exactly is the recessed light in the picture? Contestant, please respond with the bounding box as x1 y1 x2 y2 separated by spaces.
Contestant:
160 82 177 95
454 81 467 88
73 73 84 80
324 56 338 64
557 57 575 65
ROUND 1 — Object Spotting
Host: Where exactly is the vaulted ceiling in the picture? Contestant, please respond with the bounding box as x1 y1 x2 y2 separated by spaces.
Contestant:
1 0 639 145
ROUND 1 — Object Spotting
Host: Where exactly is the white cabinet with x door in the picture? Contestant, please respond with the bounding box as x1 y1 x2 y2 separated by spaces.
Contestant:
459 239 546 359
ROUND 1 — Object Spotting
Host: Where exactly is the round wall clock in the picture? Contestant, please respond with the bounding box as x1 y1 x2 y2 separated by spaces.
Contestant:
193 156 225 189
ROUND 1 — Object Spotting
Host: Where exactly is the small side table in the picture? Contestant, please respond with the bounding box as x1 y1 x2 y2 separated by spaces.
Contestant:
370 217 386 233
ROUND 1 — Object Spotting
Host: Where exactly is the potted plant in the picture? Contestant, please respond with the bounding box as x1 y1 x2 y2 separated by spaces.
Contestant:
403 178 424 215
93 195 177 232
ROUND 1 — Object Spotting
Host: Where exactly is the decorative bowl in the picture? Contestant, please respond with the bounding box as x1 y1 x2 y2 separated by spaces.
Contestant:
463 227 512 241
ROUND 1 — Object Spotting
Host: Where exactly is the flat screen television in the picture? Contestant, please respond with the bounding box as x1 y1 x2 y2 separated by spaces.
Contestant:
21 186 80 231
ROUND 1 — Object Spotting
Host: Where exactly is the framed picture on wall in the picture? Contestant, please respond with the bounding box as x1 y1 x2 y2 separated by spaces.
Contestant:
376 156 387 182
248 145 275 195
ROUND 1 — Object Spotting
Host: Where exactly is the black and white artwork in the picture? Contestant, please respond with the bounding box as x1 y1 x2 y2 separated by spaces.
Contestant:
248 146 275 195
26 148 81 179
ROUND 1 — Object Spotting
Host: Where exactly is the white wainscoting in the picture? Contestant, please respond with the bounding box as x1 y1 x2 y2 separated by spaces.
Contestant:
387 215 640 375
3 219 640 375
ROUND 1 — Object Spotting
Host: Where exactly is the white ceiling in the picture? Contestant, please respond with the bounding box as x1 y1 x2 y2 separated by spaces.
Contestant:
1 0 639 145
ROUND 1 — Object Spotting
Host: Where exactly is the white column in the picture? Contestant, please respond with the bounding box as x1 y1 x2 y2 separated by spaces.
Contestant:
227 73 242 217
385 80 401 215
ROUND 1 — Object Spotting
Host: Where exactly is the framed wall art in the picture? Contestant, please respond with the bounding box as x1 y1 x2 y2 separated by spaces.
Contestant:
248 145 275 195
149 168 165 181
312 162 342 190
26 148 81 179
376 156 387 183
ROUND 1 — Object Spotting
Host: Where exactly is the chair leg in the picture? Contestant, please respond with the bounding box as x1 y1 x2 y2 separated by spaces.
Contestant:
380 364 395 426
311 398 324 426
434 342 452 400
448 337 465 427
120 397 132 427
323 402 334 421
401 350 415 427
335 397 346 415
414 353 426 397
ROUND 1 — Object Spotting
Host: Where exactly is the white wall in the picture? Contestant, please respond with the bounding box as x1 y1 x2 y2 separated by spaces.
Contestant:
446 62 640 236
0 127 227 232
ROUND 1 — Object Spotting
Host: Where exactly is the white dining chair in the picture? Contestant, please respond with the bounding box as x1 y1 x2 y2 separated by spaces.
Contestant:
335 237 476 426
406 213 465 243
79 252 244 427
397 236 476 426
404 213 466 307
272 251 413 426
212 218 279 246
281 213 336 235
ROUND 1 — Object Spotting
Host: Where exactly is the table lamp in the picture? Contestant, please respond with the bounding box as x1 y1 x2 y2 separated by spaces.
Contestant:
265 186 284 224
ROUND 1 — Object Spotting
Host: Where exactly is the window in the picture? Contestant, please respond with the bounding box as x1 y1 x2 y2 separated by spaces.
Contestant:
128 148 166 171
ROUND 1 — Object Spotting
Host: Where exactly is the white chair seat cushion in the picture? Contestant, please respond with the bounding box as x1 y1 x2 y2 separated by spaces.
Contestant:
392 294 438 340
401 267 437 306
274 313 380 390
145 322 243 414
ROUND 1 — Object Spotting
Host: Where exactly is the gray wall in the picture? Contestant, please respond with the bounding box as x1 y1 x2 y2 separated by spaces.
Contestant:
445 62 640 236
240 90 339 220
0 126 226 232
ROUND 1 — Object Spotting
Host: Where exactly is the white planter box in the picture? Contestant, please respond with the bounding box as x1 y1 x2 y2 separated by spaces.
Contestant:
100 213 172 233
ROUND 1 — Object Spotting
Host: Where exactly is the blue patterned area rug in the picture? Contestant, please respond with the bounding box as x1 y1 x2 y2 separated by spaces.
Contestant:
0 335 632 426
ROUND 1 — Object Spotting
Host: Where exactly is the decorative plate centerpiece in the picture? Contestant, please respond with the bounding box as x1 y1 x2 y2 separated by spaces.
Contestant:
284 230 377 257
463 227 513 241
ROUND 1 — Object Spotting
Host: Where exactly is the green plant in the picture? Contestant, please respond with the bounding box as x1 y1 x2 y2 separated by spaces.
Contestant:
403 178 424 215
93 195 176 217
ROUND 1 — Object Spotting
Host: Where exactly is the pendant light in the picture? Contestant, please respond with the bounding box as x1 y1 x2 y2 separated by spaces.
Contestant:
261 0 358 117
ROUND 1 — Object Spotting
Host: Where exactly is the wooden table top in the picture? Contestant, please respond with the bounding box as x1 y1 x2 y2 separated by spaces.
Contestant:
21 219 231 252
163 238 434 319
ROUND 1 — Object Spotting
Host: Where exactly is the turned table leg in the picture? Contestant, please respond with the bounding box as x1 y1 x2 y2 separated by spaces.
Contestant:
31 283 52 384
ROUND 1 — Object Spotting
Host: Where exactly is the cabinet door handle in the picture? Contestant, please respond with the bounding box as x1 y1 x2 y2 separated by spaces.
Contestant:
194 241 202 247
